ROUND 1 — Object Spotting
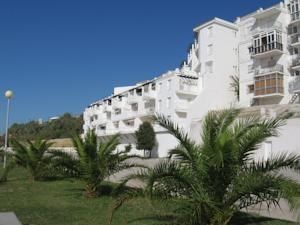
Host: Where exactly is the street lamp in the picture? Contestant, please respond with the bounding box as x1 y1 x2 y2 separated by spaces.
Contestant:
3 90 13 169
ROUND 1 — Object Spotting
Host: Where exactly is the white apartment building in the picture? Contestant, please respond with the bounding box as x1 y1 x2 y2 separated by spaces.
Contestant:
84 0 300 159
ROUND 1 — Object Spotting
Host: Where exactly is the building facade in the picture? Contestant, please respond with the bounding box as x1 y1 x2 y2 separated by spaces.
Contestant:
83 0 300 158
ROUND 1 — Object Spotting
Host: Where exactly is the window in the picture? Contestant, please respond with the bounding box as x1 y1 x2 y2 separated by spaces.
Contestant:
115 108 122 115
294 47 299 55
167 79 171 90
248 84 255 94
158 100 162 111
107 112 111 119
254 74 284 96
99 125 106 131
167 97 171 109
159 82 163 91
132 103 138 111
248 64 254 73
144 85 149 93
293 26 298 34
207 44 213 56
264 141 272 161
233 65 238 73
205 61 213 74
293 70 300 76
136 88 142 96
151 83 156 90
207 26 213 38
125 120 135 127
114 122 119 129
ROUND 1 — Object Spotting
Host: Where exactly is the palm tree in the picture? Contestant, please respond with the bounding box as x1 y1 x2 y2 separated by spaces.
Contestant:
113 108 300 225
10 139 55 181
58 130 144 197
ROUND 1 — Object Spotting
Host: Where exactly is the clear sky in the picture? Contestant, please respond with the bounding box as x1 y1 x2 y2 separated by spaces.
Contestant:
0 0 280 132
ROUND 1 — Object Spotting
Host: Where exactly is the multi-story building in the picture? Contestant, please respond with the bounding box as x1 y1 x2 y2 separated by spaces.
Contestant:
84 0 300 159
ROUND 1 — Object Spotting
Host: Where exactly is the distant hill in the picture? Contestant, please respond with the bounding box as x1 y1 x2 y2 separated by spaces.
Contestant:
0 113 83 145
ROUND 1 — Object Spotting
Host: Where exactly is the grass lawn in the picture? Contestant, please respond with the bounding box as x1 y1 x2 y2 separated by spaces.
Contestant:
0 167 299 225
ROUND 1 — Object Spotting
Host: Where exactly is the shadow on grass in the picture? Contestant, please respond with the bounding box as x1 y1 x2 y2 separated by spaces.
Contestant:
63 183 118 198
127 212 297 225
127 214 175 225
230 212 296 225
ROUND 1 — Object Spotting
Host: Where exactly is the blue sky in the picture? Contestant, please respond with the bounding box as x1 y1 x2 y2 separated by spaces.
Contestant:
0 0 280 132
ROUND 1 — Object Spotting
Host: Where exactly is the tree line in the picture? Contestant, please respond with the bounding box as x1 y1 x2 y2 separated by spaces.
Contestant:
0 113 83 145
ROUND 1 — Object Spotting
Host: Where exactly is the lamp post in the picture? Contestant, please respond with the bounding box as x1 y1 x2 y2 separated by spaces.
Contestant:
3 90 13 169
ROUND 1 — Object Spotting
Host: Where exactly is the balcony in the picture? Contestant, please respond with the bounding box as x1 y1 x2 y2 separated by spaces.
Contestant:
291 56 300 71
112 100 125 109
142 91 157 100
254 73 284 98
127 95 140 104
291 11 300 24
103 105 112 112
175 101 189 113
96 129 117 136
251 22 282 35
289 77 300 93
176 80 199 96
250 42 283 59
253 6 282 20
139 107 155 117
254 64 284 77
290 35 300 47
112 110 138 122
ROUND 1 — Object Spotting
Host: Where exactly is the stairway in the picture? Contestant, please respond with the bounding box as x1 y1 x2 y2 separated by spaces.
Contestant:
289 93 300 104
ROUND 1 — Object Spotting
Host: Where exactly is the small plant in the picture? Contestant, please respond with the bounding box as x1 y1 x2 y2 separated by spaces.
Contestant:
10 139 55 181
56 130 144 197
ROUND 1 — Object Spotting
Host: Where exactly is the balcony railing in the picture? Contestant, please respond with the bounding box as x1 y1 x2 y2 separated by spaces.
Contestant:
250 42 283 56
176 80 199 96
139 107 155 117
291 11 300 22
175 101 189 112
111 107 155 121
290 35 300 45
103 105 112 112
127 95 140 104
289 78 300 93
112 99 125 109
143 91 157 100
254 64 284 76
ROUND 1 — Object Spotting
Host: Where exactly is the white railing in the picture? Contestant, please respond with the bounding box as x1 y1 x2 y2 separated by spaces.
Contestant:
139 107 155 117
103 105 112 112
290 78 300 92
177 79 199 94
143 91 157 100
292 55 300 67
175 101 189 112
254 64 283 76
290 35 300 44
127 95 140 104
